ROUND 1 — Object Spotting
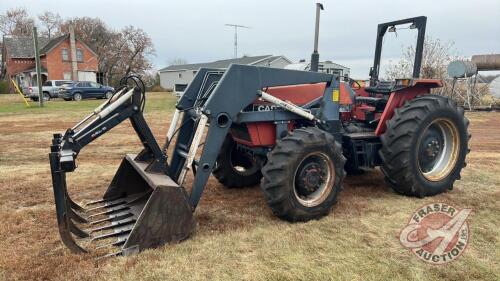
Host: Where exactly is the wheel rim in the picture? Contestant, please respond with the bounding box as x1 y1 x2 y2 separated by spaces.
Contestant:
417 118 460 182
106 92 113 99
229 145 258 176
74 93 82 101
293 152 335 207
43 94 50 101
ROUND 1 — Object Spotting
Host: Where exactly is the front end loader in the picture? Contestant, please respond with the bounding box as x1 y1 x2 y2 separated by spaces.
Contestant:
49 16 470 256
49 67 343 256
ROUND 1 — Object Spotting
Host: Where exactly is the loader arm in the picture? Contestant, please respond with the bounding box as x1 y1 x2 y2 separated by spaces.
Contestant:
56 87 167 174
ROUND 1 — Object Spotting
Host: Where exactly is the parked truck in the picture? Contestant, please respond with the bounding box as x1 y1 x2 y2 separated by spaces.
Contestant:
27 80 74 101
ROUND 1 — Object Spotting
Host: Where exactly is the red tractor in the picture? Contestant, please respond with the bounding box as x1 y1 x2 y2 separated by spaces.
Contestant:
49 16 469 256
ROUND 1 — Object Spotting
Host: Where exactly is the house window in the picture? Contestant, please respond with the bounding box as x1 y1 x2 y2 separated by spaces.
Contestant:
62 48 69 61
63 72 72 80
178 73 182 78
76 49 84 62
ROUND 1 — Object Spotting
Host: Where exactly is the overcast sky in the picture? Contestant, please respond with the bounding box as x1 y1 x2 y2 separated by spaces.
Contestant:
2 0 499 78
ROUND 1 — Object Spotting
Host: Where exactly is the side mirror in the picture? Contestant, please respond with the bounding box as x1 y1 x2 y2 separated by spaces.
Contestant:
369 67 374 77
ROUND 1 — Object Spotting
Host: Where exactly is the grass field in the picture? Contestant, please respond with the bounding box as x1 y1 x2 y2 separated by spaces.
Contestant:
0 93 498 281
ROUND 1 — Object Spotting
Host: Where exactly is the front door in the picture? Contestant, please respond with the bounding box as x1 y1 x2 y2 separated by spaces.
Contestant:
89 82 103 97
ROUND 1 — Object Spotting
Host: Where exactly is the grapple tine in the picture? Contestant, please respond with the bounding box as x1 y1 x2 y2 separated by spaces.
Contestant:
97 251 123 260
67 194 84 212
88 206 130 219
85 201 128 212
69 221 90 238
89 218 136 233
91 227 133 242
85 195 124 206
69 208 88 224
89 212 133 225
95 237 127 250
50 150 88 254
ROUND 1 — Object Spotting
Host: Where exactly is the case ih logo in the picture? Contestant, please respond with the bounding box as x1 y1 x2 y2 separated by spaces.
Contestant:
399 203 472 264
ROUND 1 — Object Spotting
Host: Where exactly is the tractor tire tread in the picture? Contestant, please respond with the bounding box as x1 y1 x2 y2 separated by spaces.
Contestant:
261 127 346 222
379 94 470 197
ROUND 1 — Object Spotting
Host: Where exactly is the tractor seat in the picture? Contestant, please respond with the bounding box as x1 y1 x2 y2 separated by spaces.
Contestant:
364 80 394 94
355 96 387 112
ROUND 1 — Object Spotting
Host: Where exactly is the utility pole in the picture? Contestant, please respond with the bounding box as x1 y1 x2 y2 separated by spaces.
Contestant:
310 3 324 72
33 26 43 107
69 25 78 81
225 24 250 58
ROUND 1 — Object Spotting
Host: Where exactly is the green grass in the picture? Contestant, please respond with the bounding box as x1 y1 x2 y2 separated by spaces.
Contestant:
0 92 177 115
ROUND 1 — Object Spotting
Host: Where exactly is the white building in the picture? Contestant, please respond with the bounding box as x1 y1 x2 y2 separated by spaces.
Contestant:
285 60 350 77
159 55 292 91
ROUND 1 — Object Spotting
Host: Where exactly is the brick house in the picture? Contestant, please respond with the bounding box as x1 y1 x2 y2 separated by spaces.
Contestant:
1 33 98 91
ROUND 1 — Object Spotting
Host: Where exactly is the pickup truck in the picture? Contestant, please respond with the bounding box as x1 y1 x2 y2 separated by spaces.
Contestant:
27 80 74 101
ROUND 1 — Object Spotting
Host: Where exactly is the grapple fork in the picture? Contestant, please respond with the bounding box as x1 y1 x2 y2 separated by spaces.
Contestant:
49 78 196 256
50 145 195 255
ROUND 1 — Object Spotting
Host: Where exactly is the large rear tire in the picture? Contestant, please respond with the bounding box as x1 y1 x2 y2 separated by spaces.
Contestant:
261 127 346 222
213 136 263 188
379 94 470 197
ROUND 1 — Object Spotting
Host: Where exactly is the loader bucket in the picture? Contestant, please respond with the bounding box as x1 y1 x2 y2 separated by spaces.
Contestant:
49 151 195 256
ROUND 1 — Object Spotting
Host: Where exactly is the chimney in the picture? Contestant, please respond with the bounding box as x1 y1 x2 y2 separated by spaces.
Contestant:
69 25 78 81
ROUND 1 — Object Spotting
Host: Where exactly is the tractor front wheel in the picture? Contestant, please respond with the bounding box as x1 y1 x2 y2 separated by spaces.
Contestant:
261 127 346 222
213 136 263 188
379 94 470 197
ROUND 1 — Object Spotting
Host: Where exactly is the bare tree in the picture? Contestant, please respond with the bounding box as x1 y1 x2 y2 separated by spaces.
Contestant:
38 11 62 38
385 36 459 80
384 36 478 105
120 26 155 77
168 58 188 66
0 7 35 36
0 10 156 87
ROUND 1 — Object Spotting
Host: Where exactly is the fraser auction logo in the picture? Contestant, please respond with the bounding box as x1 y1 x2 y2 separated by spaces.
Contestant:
399 203 472 264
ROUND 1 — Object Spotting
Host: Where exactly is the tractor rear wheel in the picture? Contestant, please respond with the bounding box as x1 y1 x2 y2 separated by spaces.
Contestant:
213 136 262 188
379 94 470 197
261 127 346 222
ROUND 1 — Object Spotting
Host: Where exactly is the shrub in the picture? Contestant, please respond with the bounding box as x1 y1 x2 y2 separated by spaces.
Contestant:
0 79 11 95
148 84 168 92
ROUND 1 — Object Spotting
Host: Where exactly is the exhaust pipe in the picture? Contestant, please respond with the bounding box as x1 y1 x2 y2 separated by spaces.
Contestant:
310 3 324 72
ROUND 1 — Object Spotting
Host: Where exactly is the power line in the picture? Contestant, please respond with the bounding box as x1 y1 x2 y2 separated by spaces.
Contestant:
225 24 251 58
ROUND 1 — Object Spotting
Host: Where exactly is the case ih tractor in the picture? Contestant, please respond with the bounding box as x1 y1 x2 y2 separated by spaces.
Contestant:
49 16 469 256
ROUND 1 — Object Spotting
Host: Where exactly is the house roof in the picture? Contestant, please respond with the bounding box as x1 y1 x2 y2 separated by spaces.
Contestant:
3 36 50 58
39 34 68 54
3 34 97 58
159 55 291 72
285 61 350 71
